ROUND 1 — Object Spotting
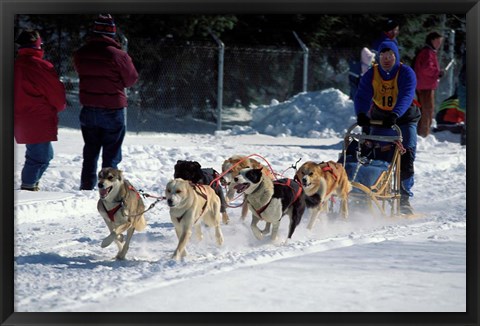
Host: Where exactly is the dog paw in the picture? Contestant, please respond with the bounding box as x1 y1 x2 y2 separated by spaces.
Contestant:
222 213 230 225
171 254 181 261
101 232 116 248
252 230 264 240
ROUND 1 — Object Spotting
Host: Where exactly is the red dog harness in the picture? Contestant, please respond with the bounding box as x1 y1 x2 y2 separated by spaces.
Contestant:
102 184 140 222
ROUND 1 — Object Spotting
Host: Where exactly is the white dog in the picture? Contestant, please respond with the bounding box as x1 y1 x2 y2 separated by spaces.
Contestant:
165 178 224 260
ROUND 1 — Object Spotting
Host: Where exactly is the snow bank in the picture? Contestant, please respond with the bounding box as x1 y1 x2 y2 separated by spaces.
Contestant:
251 88 356 138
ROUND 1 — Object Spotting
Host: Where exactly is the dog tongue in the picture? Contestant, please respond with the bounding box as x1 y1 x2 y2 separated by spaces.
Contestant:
234 183 249 193
99 188 109 197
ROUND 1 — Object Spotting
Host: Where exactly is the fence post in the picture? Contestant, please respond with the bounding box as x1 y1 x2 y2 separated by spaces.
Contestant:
444 28 456 96
293 31 309 93
210 30 225 131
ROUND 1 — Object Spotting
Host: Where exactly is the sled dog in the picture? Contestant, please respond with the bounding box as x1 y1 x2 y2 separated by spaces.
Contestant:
174 160 230 224
295 161 351 229
97 167 146 260
166 178 224 260
234 168 305 242
221 155 274 221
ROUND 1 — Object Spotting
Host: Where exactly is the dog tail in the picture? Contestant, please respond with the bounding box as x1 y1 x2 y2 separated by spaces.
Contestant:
288 194 305 239
134 214 146 231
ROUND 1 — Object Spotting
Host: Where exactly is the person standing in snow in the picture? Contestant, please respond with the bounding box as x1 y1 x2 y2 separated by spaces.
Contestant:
413 31 445 137
348 47 376 100
354 40 421 215
14 29 66 191
74 14 138 190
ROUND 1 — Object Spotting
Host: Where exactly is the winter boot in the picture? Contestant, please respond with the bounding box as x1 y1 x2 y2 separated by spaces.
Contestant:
400 196 414 215
21 183 40 191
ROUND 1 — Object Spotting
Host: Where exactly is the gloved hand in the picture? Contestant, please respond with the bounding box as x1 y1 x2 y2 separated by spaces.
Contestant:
357 112 370 127
383 112 398 127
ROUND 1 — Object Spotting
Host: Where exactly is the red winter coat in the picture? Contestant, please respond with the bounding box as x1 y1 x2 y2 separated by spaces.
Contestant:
14 48 66 144
73 35 138 109
414 45 441 90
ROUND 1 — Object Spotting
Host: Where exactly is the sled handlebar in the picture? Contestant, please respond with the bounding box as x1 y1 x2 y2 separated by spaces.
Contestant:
345 122 402 143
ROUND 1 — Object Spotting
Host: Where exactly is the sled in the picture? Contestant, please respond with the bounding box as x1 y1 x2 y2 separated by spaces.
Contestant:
340 121 403 217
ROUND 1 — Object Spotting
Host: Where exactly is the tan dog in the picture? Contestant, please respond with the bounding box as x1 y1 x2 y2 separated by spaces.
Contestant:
221 155 274 220
97 168 146 260
166 178 224 261
295 161 351 229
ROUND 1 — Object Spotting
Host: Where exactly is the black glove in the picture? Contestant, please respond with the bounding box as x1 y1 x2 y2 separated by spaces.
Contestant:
357 112 370 127
383 113 398 127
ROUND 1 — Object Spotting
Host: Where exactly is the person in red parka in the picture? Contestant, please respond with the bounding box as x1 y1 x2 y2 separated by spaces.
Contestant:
14 29 66 191
413 31 444 137
74 14 138 190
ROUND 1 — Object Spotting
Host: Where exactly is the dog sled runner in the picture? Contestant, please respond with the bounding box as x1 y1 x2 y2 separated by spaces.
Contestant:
340 122 403 217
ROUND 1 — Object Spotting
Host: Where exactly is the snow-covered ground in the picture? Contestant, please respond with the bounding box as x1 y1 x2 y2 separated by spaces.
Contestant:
14 89 466 312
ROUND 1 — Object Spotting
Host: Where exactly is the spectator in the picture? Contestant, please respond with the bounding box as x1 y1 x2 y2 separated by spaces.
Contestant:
413 31 444 137
73 14 139 190
372 18 400 59
348 47 375 100
354 41 421 215
14 29 66 191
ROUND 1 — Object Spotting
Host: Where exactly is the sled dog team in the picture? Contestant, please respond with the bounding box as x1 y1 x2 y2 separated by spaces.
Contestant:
97 155 352 260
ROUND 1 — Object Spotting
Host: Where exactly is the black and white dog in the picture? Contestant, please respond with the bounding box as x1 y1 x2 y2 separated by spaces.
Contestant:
174 160 230 224
234 168 305 242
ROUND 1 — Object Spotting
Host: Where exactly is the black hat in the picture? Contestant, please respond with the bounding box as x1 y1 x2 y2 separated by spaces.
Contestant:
383 19 399 32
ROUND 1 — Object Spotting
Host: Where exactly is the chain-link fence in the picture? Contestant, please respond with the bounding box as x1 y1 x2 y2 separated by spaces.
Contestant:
51 35 457 134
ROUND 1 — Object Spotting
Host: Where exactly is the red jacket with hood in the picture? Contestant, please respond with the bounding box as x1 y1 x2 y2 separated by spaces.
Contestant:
73 35 138 109
14 48 66 144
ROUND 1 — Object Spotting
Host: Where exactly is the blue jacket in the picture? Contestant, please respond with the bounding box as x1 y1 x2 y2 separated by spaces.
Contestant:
354 41 419 124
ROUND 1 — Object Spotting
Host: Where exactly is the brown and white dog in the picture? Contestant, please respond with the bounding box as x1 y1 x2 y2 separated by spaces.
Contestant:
295 161 351 229
165 178 224 261
221 155 274 220
97 168 147 260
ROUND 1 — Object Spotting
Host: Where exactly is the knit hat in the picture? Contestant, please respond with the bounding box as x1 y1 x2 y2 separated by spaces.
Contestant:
93 14 116 37
383 19 399 32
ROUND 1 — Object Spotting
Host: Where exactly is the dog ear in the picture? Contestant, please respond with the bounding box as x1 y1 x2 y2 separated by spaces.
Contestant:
118 170 124 181
193 161 202 169
246 168 263 183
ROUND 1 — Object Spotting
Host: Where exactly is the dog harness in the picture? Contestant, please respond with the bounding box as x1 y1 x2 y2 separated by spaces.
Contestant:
176 183 209 223
319 162 341 203
101 183 141 222
102 202 123 222
254 178 303 220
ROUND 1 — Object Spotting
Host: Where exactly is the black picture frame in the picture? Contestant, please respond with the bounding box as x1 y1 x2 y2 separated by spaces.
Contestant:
1 0 478 325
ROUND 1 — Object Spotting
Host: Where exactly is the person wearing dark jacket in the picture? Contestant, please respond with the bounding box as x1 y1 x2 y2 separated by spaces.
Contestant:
74 14 138 190
14 29 66 191
354 40 421 215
